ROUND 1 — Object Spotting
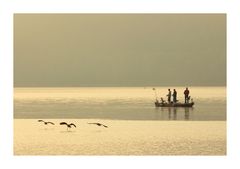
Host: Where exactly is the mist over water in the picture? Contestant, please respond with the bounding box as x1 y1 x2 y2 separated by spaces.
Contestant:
14 87 226 121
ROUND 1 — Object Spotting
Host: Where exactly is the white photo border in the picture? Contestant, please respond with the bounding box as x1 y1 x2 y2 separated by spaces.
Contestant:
0 0 239 169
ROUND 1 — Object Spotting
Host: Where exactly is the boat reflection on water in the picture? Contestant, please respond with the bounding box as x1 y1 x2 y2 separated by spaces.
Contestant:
155 107 194 120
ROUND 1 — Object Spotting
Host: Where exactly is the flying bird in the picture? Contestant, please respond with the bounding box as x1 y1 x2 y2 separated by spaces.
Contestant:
60 122 76 130
88 123 108 128
38 120 55 125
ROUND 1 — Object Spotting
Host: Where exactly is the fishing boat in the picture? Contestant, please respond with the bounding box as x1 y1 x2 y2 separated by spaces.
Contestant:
152 87 194 107
155 100 194 107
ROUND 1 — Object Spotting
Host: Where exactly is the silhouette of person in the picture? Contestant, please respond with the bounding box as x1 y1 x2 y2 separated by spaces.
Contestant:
172 89 177 103
160 97 166 104
184 87 190 103
166 89 171 103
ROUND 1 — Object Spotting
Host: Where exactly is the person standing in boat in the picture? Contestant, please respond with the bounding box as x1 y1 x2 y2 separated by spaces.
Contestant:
172 89 177 103
184 87 190 103
166 89 171 103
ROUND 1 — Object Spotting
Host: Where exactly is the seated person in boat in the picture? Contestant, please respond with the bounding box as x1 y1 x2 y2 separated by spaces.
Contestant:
160 97 166 104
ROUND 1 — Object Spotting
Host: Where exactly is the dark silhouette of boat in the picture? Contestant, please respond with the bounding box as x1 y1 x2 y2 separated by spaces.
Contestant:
155 100 194 107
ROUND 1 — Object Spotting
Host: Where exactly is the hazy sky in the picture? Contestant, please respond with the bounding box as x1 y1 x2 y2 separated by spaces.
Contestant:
14 14 226 87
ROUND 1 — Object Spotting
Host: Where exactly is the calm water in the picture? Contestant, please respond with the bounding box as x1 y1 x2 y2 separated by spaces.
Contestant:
14 87 226 121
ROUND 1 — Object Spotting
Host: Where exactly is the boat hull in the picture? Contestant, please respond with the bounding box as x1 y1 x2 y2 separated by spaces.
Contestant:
155 102 194 107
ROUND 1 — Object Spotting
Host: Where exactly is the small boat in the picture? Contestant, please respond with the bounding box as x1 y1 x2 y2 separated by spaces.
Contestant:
155 100 194 107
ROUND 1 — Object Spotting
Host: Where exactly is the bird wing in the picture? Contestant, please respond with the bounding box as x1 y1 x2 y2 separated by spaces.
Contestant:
88 123 97 125
47 122 55 125
70 123 76 128
88 123 107 128
60 122 68 125
102 125 108 128
38 120 44 122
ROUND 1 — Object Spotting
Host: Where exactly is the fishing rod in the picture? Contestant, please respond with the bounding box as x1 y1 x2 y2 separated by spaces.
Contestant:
152 88 159 101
